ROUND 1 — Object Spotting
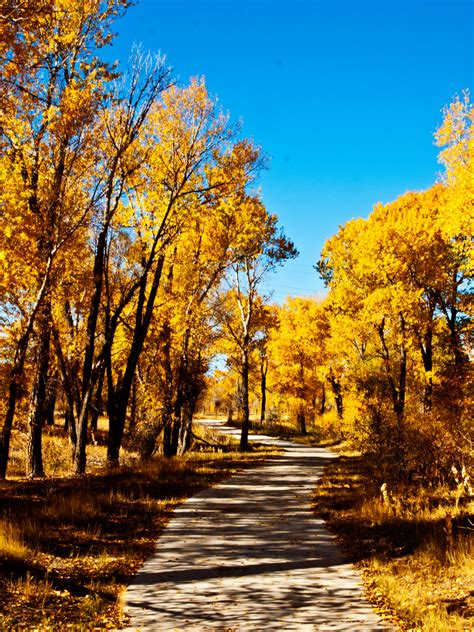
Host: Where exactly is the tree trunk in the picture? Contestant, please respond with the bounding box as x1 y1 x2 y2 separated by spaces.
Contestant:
0 335 29 478
161 400 174 459
65 399 77 450
319 382 326 416
177 399 196 456
106 255 164 467
73 380 96 475
26 299 52 478
128 372 138 435
45 375 57 426
297 405 307 435
260 358 267 424
90 368 104 433
0 259 54 479
396 339 407 443
329 373 344 419
420 329 433 413
240 351 250 451
159 323 174 459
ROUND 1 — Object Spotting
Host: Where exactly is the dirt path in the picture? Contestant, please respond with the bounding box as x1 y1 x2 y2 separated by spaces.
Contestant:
123 420 392 630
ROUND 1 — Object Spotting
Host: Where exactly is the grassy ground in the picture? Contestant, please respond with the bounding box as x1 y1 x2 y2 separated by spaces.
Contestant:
3 415 472 630
312 454 473 631
0 421 278 630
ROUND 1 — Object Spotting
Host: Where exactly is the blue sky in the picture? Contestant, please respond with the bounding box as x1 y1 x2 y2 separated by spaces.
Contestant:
109 0 473 299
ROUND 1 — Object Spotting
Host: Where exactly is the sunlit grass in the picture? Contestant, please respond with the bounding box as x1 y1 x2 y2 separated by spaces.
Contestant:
0 518 28 560
313 454 474 630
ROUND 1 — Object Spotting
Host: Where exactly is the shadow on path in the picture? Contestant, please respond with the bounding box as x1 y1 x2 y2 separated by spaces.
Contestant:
124 420 393 631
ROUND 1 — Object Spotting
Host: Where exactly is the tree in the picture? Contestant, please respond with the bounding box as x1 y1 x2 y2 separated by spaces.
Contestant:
0 0 129 478
218 205 297 449
269 297 330 434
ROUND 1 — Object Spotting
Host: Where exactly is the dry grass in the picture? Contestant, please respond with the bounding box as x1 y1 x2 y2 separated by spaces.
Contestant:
313 454 474 631
221 412 342 448
0 421 277 630
0 519 28 560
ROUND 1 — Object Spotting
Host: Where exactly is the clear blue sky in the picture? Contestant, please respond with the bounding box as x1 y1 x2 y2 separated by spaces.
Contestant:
109 0 473 300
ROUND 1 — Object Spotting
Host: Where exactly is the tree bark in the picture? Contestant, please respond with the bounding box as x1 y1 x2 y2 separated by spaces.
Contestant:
328 371 343 419
26 299 52 478
297 405 307 435
106 255 165 466
420 329 433 413
90 368 105 433
319 382 326 416
240 350 250 451
73 379 97 475
0 257 54 479
0 333 30 479
45 374 57 426
260 356 268 424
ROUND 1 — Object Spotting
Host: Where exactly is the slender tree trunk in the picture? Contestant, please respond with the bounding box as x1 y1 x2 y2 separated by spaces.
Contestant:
170 334 192 456
73 379 97 475
0 335 29 479
177 398 197 456
297 405 307 435
26 299 52 478
329 373 343 419
65 399 77 450
260 358 268 424
240 350 250 451
90 368 105 433
45 375 57 426
161 384 174 458
160 322 174 459
420 329 433 413
107 255 165 466
0 258 54 479
128 372 138 435
319 382 326 416
396 339 407 441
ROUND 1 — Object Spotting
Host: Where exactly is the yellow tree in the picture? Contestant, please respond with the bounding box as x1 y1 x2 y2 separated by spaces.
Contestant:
218 201 297 449
435 92 473 371
0 0 129 478
268 297 330 433
318 178 472 479
70 48 171 473
127 136 274 458
98 79 267 466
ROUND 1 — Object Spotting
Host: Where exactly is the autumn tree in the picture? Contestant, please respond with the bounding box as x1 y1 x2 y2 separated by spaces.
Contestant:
268 297 332 434
0 0 130 478
218 206 297 450
317 92 472 481
124 135 273 459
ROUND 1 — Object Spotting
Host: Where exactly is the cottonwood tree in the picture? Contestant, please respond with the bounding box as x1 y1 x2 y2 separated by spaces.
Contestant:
268 297 332 433
218 206 297 450
0 0 129 478
99 80 261 467
125 137 271 459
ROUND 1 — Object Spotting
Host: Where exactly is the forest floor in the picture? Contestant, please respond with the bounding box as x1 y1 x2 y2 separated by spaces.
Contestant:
1 417 472 630
0 421 278 630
